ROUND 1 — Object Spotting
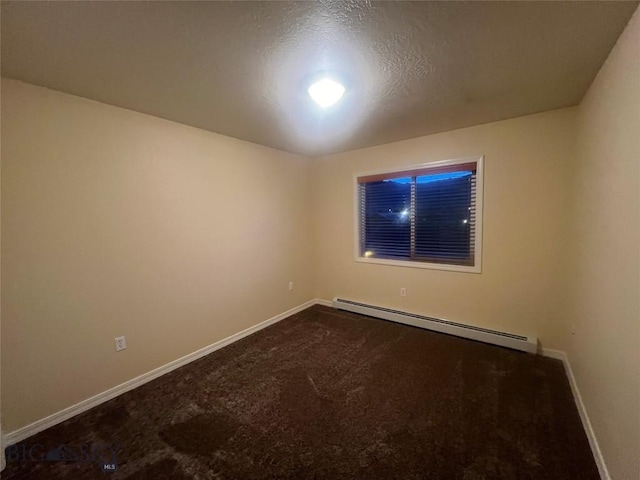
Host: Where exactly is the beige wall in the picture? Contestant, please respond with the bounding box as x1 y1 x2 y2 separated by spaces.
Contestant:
1 79 314 432
568 8 640 480
312 108 577 350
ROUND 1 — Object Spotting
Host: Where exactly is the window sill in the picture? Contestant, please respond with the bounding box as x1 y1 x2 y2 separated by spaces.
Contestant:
354 256 482 274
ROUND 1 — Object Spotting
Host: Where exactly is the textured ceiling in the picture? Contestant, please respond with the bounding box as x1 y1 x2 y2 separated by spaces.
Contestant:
2 1 638 156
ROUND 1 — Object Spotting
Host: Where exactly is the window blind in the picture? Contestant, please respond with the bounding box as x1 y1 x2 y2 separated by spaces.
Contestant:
358 161 477 266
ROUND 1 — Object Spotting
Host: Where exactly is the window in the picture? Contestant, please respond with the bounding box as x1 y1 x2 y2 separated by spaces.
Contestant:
355 156 483 273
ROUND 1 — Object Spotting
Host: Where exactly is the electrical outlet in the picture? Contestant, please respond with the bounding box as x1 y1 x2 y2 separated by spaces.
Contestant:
400 287 407 297
115 336 127 351
289 281 294 291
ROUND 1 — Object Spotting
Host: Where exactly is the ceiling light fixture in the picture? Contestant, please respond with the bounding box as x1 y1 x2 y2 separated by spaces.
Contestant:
308 78 345 108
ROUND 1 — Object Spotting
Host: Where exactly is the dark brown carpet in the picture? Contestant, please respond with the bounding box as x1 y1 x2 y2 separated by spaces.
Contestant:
3 305 599 479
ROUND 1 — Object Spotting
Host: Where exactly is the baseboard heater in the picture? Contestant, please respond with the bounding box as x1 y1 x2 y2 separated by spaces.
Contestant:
332 297 538 354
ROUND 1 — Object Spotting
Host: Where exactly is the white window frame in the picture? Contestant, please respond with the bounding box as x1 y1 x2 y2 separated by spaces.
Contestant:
353 155 484 274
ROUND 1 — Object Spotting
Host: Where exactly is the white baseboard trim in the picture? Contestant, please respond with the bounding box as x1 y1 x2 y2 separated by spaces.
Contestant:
315 298 333 307
5 298 325 446
542 348 610 480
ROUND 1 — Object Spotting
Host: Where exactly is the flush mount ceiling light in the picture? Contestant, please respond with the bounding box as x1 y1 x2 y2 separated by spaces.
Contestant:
307 78 345 108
